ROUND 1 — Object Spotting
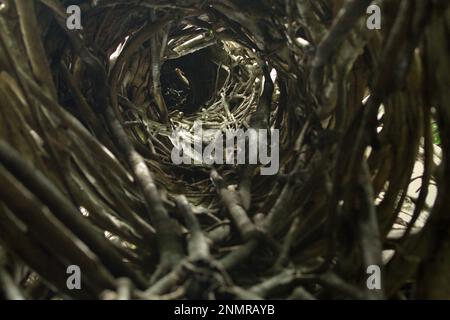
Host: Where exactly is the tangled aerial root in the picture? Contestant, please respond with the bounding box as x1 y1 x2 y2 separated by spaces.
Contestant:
0 0 449 299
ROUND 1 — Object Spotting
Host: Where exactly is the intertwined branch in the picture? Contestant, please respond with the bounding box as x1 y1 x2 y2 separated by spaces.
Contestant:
0 0 449 300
